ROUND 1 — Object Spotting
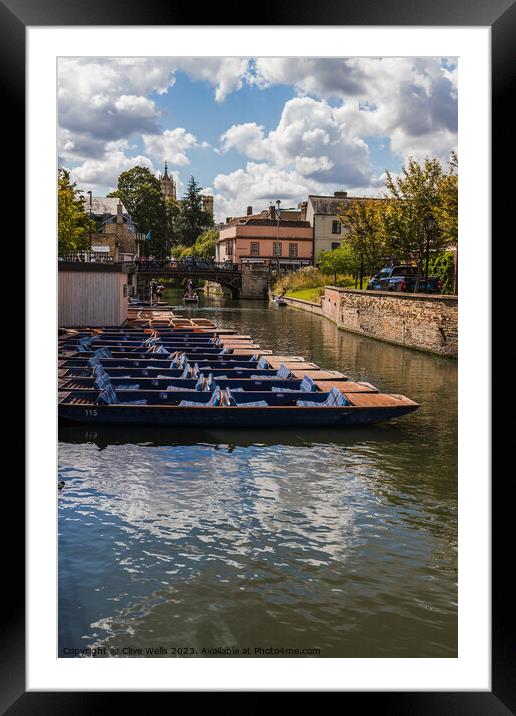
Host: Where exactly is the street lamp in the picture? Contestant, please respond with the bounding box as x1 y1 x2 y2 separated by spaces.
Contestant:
87 190 93 259
425 214 435 293
276 199 281 272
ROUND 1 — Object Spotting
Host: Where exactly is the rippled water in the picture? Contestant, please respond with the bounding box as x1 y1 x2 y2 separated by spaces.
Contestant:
58 291 457 657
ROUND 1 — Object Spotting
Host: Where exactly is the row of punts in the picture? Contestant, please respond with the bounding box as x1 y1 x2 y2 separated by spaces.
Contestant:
58 322 419 427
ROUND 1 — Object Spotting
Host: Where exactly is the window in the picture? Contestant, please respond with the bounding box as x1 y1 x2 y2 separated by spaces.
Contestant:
331 242 340 250
273 242 282 256
123 284 128 298
226 241 233 256
332 220 342 234
289 243 298 257
250 242 260 256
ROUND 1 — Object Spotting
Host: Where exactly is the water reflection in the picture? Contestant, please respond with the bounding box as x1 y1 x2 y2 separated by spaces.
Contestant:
59 291 457 657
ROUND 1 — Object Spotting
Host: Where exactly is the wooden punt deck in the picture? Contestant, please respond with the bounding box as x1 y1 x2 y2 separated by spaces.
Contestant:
344 392 418 407
290 369 347 380
267 360 320 370
230 349 272 355
315 380 379 393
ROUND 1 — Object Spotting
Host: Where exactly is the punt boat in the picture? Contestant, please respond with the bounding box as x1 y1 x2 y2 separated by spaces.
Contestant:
58 385 418 427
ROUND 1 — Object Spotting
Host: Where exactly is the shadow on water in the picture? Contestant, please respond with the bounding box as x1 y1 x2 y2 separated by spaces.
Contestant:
58 422 414 451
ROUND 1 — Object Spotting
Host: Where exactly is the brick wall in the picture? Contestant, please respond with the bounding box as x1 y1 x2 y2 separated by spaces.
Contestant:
283 288 458 357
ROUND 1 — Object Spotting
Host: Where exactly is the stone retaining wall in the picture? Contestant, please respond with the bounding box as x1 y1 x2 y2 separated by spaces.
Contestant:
283 288 457 357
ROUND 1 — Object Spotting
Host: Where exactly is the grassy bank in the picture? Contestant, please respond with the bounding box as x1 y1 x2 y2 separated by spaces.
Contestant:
274 267 364 303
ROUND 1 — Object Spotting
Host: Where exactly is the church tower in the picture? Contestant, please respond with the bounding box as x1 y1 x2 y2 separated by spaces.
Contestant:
159 161 176 200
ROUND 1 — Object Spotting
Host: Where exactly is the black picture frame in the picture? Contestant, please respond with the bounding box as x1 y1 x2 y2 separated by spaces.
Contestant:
7 0 508 708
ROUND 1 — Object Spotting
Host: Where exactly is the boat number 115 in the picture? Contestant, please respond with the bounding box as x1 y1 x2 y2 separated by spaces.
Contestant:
85 409 98 416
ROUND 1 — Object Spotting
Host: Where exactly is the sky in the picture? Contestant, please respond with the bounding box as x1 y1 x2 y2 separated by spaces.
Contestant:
58 57 457 222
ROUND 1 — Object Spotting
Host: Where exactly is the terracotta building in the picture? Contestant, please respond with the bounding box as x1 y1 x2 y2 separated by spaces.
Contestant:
216 205 313 268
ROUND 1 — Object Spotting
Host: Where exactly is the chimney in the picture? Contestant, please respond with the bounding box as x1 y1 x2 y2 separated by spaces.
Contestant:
247 206 253 216
298 201 307 221
116 201 123 224
334 191 348 199
270 205 276 221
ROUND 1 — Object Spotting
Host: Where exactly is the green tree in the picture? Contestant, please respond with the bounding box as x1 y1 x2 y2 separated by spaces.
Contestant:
58 169 94 255
108 166 169 257
434 150 458 247
339 198 387 285
176 176 213 246
173 229 218 260
382 156 450 290
317 244 355 285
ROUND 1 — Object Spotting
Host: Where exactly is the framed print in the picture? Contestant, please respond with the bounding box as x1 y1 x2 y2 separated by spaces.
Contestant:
5 0 509 707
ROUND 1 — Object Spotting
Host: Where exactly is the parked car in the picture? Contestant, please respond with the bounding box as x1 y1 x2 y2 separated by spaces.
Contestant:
367 265 441 293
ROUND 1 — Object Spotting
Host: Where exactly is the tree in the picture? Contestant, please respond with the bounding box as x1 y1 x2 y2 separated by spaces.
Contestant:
58 169 94 255
108 166 169 257
317 244 355 285
339 198 387 285
382 156 450 290
173 229 218 260
434 150 458 247
192 229 218 259
175 176 213 246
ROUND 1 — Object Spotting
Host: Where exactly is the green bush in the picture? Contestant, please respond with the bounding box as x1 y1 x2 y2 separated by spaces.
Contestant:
428 251 455 294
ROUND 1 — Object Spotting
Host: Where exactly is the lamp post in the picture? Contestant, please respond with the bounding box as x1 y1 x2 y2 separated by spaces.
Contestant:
425 214 435 293
87 190 93 259
276 199 281 272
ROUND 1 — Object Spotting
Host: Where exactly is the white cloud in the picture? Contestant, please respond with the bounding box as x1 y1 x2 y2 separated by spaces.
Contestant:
252 57 457 163
67 141 155 192
142 128 200 167
220 96 374 187
173 58 251 102
213 162 319 220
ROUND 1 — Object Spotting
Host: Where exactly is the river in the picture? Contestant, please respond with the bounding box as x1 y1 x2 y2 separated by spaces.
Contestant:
58 290 457 658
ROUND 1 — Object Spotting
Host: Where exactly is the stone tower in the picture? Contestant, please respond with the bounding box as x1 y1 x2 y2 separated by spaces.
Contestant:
201 194 214 217
159 161 176 200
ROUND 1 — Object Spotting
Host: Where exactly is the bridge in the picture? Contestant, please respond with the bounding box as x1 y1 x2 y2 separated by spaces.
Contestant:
132 260 270 299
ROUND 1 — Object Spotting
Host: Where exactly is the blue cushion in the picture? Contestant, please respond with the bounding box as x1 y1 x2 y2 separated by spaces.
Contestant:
296 387 349 407
120 399 148 405
96 385 118 404
93 348 112 359
300 375 317 392
117 383 140 390
257 356 269 369
208 387 222 406
250 374 274 379
167 385 196 391
180 364 190 379
94 373 112 390
271 386 297 392
276 364 291 379
195 375 204 391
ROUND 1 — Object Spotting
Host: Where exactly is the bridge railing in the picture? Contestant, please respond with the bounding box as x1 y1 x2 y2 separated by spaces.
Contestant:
134 260 241 273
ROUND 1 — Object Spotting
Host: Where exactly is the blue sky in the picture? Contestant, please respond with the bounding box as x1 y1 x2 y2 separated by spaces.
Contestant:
58 57 457 221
